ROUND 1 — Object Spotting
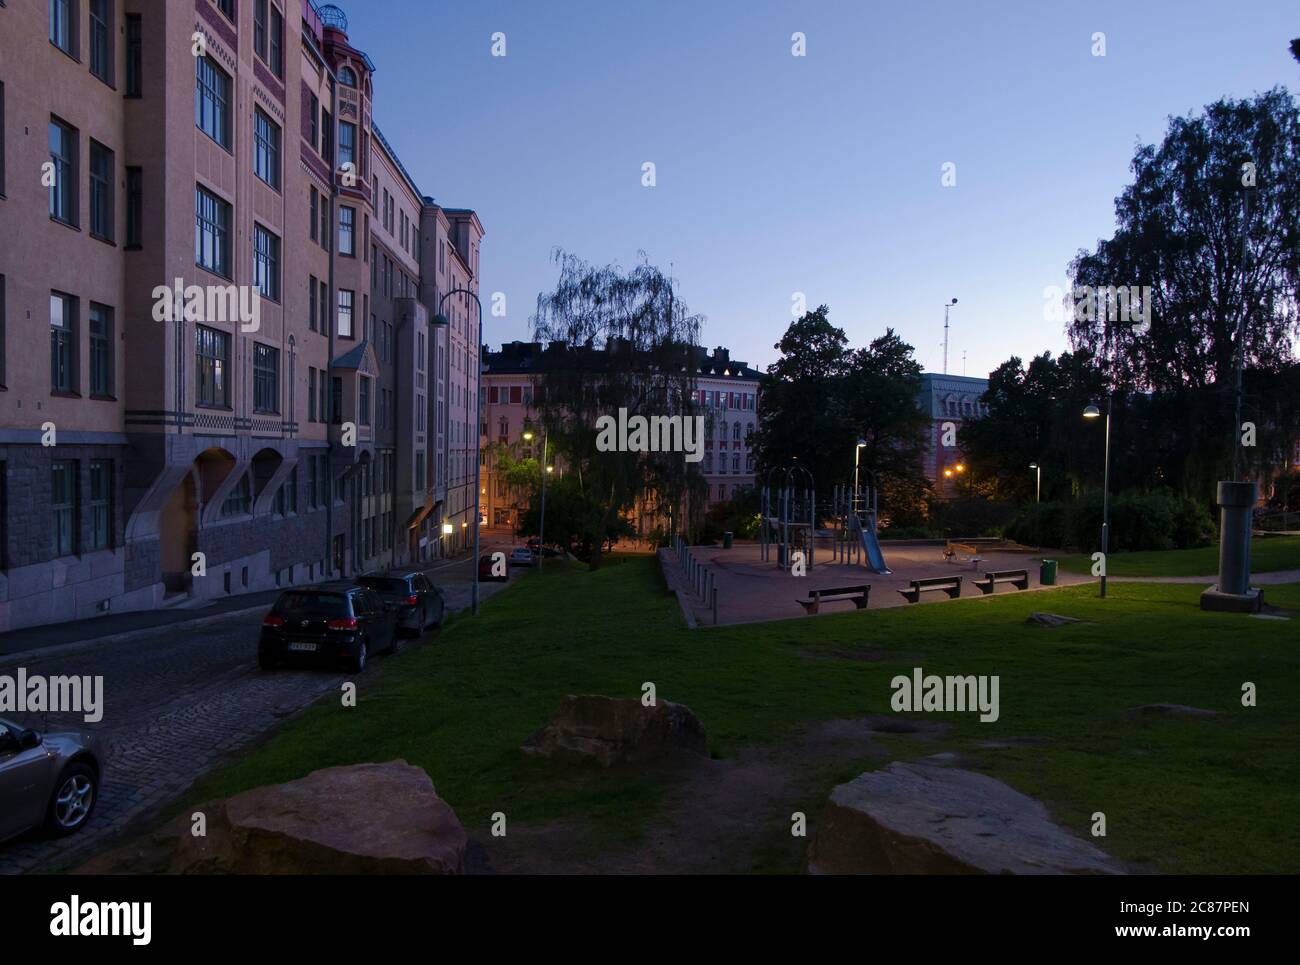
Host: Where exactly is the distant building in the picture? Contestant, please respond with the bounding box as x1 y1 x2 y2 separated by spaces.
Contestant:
691 347 762 505
917 373 990 497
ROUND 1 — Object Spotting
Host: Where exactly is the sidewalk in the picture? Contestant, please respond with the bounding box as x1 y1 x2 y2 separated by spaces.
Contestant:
0 547 496 660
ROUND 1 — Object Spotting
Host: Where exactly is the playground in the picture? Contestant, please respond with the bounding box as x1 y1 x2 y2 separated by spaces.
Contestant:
666 466 1091 626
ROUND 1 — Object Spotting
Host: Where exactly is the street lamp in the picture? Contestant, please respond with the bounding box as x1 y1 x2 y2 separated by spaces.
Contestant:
433 287 484 615
942 297 958 375
853 439 867 507
1083 397 1113 599
524 428 550 573
1029 463 1041 503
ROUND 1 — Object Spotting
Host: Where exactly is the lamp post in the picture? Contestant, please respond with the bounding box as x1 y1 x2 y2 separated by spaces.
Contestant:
852 438 867 506
942 297 958 375
1029 463 1041 503
1083 396 1113 598
433 288 484 615
524 428 550 573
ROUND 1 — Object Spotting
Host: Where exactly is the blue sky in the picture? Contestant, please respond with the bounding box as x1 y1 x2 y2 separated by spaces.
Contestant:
347 0 1298 375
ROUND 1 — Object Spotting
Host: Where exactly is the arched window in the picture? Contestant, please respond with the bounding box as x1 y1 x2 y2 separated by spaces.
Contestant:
339 66 357 87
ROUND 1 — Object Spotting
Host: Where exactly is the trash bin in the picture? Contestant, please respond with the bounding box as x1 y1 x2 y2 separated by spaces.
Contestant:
723 531 734 549
1040 559 1057 586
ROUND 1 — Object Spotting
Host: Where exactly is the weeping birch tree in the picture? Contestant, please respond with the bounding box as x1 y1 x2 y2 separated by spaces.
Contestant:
530 250 708 567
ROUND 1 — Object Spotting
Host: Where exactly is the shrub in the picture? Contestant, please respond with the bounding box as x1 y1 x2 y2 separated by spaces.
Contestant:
1007 488 1214 552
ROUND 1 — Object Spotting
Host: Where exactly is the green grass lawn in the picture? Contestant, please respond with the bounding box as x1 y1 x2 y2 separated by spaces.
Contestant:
1057 535 1300 577
177 558 1300 874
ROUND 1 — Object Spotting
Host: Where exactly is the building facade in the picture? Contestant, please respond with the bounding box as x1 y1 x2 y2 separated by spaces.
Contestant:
479 342 761 536
917 372 990 498
0 1 482 630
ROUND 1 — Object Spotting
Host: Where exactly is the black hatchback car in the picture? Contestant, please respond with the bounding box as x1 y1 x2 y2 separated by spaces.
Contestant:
357 571 445 636
259 583 398 673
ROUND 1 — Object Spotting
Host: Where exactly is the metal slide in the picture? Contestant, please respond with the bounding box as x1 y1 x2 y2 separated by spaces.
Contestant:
850 512 891 574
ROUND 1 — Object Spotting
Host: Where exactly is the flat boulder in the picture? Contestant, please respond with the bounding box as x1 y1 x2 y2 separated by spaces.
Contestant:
1126 703 1217 718
79 760 467 875
522 694 708 767
807 761 1125 875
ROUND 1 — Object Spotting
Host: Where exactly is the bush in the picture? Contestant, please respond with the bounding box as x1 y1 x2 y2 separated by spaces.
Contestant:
1007 488 1214 552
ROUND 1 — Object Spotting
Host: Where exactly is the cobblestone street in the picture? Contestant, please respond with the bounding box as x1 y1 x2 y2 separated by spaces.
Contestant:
0 548 516 874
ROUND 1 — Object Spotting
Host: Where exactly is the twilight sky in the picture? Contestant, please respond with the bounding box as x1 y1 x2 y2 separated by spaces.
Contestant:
347 0 1297 376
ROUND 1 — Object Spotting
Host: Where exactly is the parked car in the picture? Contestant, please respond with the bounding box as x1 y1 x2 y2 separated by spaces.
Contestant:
508 547 536 567
525 537 561 559
259 583 398 672
358 571 445 636
0 717 100 843
479 553 510 582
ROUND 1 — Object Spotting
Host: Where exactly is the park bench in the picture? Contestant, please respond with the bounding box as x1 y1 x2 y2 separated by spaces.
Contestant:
796 584 870 614
898 576 962 604
973 569 1030 595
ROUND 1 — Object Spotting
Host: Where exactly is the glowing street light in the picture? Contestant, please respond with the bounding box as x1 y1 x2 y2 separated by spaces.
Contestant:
1083 399 1112 598
1029 463 1041 503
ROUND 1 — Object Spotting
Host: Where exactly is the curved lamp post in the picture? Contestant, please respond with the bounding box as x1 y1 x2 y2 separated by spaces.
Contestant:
1083 397 1112 598
433 288 483 615
1029 462 1041 503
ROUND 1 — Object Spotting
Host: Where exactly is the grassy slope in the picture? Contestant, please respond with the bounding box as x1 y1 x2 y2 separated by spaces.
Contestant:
1056 536 1300 577
179 558 1300 874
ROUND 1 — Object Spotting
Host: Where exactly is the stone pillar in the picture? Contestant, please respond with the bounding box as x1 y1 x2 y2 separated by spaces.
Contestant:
1200 480 1262 613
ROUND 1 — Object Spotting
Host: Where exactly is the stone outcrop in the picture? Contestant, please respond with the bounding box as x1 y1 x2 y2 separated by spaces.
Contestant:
807 761 1125 875
78 760 466 875
521 695 708 767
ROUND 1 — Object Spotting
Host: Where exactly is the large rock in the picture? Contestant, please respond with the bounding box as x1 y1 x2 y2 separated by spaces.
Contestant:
79 760 467 875
807 761 1125 875
522 695 708 767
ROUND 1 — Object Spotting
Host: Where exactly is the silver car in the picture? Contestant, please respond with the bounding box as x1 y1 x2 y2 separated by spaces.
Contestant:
0 717 100 843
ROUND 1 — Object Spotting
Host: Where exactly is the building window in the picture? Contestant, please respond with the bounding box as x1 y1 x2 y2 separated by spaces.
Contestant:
253 109 281 189
337 289 354 338
331 377 342 425
50 292 77 393
339 66 357 87
253 0 267 61
308 367 317 422
217 0 234 20
50 0 77 55
269 4 284 78
309 186 318 241
320 109 332 163
195 56 231 149
89 459 112 550
308 92 319 149
339 206 355 255
0 82 6 195
195 324 231 407
309 275 318 332
319 191 330 249
89 140 113 241
319 280 328 332
195 186 231 276
124 13 142 95
89 0 113 83
253 343 279 413
359 376 371 426
48 119 77 225
51 461 77 557
338 121 356 172
275 467 298 515
221 472 252 518
253 224 280 301
126 167 142 247
89 303 112 396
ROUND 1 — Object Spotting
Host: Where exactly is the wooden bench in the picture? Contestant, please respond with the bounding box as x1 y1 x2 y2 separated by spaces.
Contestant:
973 569 1030 594
898 576 962 604
796 584 870 614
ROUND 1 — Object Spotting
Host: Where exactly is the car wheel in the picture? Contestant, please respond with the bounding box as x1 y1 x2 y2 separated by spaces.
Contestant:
349 639 368 674
45 763 97 836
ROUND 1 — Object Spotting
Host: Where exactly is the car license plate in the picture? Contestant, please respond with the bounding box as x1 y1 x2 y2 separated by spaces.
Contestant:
288 642 317 652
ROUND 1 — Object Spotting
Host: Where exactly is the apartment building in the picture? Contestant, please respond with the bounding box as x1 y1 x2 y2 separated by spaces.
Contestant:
0 1 483 630
479 342 761 535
